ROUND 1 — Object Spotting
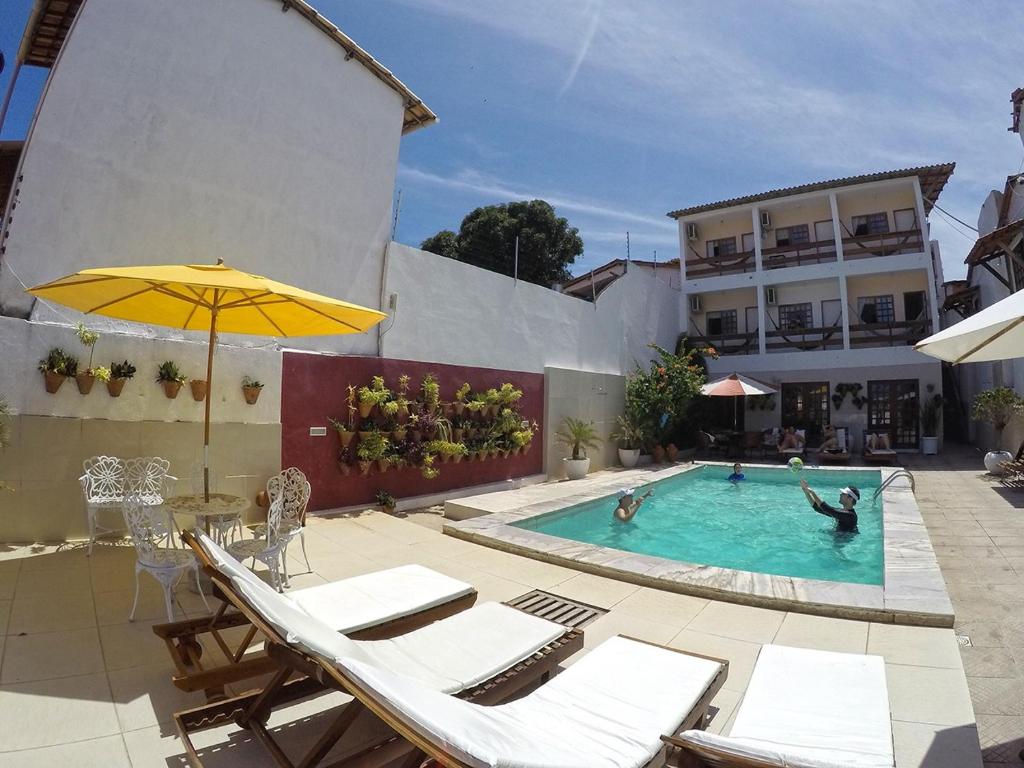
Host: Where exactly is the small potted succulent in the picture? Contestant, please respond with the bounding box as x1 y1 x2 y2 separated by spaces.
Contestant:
74 323 101 395
556 417 602 480
375 489 397 514
241 375 263 405
453 383 470 416
39 347 78 393
107 359 136 397
156 361 186 399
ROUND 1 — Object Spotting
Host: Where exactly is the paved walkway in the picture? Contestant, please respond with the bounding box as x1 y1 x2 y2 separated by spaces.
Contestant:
904 447 1024 766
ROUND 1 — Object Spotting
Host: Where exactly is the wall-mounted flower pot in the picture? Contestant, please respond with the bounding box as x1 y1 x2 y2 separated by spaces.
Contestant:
338 430 354 448
43 370 66 394
522 442 532 455
392 429 407 442
453 428 465 442
190 380 208 402
453 403 465 416
397 404 409 423
358 460 372 476
161 381 183 399
376 459 389 474
75 372 95 395
243 385 262 405
358 402 374 419
338 461 351 476
107 378 127 397
410 430 422 443
453 453 464 464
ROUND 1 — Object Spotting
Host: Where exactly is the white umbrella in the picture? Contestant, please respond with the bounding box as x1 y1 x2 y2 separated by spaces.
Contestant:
915 289 1024 363
701 373 776 430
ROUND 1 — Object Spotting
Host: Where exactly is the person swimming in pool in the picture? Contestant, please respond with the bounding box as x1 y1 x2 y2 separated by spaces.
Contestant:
799 477 859 533
613 487 653 523
727 463 745 483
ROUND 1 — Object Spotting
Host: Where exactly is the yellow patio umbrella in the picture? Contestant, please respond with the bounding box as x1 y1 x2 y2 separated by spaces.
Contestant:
28 259 386 500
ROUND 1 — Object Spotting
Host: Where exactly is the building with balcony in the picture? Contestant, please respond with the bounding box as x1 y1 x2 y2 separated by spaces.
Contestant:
670 164 955 450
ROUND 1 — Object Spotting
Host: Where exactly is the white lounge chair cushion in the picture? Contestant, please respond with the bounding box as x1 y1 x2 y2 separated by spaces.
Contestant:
288 564 475 633
678 645 893 768
196 531 565 694
338 635 724 768
196 530 473 633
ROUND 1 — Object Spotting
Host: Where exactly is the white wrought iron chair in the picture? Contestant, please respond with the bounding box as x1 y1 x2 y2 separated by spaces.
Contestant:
80 455 176 555
252 467 311 587
122 466 209 622
228 495 286 592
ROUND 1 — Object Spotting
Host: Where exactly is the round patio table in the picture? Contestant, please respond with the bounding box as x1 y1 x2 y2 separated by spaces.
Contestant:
164 493 250 545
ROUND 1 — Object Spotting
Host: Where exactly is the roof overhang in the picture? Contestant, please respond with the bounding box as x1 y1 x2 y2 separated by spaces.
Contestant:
17 0 82 68
965 219 1024 266
667 163 956 220
283 0 437 134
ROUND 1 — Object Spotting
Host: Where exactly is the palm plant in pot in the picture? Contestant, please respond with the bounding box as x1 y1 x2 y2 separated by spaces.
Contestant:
972 387 1024 474
107 359 136 397
919 387 943 456
38 347 77 394
610 411 646 468
556 417 602 480
156 361 186 399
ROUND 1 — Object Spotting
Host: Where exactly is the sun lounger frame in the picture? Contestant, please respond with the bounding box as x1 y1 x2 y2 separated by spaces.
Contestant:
173 530 585 768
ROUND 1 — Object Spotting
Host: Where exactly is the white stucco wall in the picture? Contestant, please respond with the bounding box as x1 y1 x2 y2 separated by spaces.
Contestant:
1 0 405 356
381 243 680 375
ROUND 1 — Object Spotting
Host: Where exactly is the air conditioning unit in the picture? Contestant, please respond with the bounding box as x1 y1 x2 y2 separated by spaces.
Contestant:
689 294 703 313
760 211 773 231
686 223 699 241
765 286 778 305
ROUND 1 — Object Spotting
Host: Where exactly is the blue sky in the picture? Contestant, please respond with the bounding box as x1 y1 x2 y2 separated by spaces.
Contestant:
2 0 1023 278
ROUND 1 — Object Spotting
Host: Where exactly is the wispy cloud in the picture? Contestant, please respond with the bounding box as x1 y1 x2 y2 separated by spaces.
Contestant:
559 0 603 97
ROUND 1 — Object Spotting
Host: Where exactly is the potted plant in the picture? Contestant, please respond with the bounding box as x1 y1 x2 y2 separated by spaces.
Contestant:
453 383 470 416
556 417 602 480
337 445 354 476
74 323 101 394
972 387 1024 474
107 359 136 397
241 375 264 405
190 378 208 402
329 417 355 448
356 430 390 475
421 374 441 415
920 387 943 456
375 489 397 514
358 376 391 418
156 361 186 399
357 418 376 442
610 412 645 468
38 347 77 394
396 375 411 422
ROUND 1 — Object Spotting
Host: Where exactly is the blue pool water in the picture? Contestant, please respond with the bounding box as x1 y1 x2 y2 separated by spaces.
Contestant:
515 465 884 585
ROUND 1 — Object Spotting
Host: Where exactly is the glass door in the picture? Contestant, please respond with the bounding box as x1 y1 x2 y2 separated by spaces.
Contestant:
868 379 919 449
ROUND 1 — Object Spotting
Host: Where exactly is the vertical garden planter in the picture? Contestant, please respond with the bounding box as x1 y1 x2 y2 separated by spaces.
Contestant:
161 381 183 399
190 380 208 402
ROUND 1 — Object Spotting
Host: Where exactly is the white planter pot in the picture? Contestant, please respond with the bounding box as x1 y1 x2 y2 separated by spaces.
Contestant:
984 450 1013 475
618 448 640 468
920 436 939 456
563 457 591 480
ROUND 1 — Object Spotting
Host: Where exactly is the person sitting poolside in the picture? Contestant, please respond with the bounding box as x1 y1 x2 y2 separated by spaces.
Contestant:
613 487 653 523
799 478 859 533
818 425 839 452
778 426 804 451
727 463 745 483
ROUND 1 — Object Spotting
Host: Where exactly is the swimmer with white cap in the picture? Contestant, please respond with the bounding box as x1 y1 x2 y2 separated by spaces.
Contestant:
613 486 653 523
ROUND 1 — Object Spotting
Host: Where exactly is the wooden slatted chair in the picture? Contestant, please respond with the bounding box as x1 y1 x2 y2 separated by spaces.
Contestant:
173 530 585 767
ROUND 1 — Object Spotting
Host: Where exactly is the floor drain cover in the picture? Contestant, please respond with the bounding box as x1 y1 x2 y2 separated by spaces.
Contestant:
956 633 972 647
506 590 608 630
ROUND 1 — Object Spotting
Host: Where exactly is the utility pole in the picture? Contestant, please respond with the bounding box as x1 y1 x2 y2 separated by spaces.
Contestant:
514 235 519 285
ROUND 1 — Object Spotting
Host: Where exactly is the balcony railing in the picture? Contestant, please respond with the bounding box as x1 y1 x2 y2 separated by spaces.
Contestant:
849 320 931 347
841 229 924 260
765 325 844 353
684 248 756 279
694 330 759 356
762 239 838 270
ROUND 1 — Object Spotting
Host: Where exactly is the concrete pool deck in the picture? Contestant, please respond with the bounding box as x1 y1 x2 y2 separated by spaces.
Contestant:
444 461 955 627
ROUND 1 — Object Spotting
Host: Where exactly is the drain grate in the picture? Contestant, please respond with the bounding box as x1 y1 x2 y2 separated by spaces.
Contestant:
506 590 608 630
956 633 972 647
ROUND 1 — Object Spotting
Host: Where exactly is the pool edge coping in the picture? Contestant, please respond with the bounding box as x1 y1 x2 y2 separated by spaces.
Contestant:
443 461 954 628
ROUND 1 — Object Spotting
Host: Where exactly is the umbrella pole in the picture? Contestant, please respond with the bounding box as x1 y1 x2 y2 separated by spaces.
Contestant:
203 298 219 504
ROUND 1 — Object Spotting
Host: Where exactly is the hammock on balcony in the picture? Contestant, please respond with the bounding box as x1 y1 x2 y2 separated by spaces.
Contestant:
687 244 752 271
690 322 757 354
839 220 918 258
846 304 929 339
766 313 840 351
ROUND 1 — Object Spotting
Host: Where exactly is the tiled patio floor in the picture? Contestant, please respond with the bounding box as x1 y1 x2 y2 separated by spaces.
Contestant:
902 447 1024 766
0 453 1000 767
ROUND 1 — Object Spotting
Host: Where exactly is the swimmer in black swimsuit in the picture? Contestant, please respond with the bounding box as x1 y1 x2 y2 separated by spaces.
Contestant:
799 478 859 533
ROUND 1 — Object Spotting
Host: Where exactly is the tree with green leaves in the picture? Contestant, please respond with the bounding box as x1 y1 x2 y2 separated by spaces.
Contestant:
420 200 583 287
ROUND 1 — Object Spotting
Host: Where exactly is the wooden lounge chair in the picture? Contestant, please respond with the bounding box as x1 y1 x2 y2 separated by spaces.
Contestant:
863 430 898 465
667 644 894 767
174 530 585 767
816 427 850 464
154 550 479 700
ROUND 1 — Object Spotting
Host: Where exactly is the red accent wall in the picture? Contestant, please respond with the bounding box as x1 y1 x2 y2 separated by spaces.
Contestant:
281 353 544 511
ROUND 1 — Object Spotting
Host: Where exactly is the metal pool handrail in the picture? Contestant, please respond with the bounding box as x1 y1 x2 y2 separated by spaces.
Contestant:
873 469 915 500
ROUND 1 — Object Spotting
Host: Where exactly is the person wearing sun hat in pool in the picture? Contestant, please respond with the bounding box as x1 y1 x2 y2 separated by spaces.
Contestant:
613 487 653 523
799 477 859 533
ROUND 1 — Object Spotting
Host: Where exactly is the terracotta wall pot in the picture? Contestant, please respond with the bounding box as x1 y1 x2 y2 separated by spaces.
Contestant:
358 431 373 442
358 461 372 476
75 372 96 395
106 378 127 397
666 443 679 462
453 403 465 416
453 429 464 442
43 370 65 394
338 431 354 448
359 401 374 419
392 429 407 442
652 444 666 463
161 380 182 399
376 459 390 473
243 385 262 405
397 405 409 422
190 380 208 402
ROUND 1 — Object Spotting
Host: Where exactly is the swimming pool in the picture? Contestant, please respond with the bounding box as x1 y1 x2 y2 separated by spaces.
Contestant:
513 464 884 585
